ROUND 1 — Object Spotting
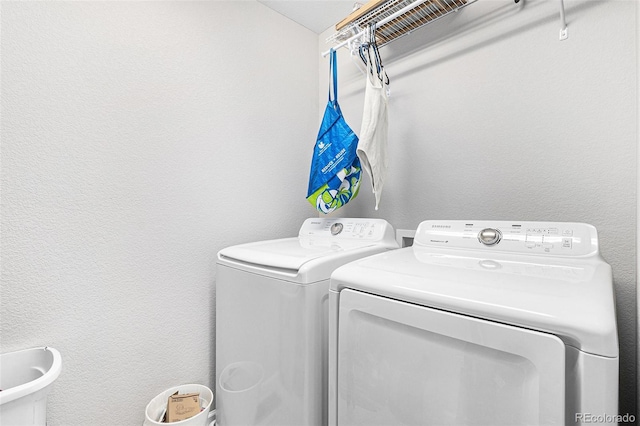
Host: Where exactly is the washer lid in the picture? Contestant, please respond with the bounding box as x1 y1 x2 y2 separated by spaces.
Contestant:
330 220 618 358
219 237 379 272
217 218 398 282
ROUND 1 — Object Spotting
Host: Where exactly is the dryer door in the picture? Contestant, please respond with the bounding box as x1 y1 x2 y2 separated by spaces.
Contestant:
336 289 565 425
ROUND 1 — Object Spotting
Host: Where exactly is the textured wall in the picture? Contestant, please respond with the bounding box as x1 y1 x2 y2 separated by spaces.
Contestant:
1 2 318 424
321 0 637 417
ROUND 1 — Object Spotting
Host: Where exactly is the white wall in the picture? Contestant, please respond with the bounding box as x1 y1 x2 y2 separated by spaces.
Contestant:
1 2 318 424
321 0 637 416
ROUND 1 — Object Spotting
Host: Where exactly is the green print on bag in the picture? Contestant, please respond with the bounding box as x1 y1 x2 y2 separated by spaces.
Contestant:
307 165 361 214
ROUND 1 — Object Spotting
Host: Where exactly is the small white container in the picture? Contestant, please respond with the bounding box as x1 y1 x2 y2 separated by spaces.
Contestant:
0 346 62 426
144 384 213 426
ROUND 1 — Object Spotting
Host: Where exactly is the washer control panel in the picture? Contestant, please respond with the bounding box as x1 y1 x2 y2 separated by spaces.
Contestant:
414 220 599 256
299 218 395 242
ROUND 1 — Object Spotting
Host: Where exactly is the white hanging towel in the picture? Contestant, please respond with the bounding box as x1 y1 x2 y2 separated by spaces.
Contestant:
357 44 389 210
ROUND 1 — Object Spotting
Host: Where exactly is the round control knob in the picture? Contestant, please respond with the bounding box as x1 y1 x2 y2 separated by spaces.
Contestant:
330 223 344 236
478 228 502 245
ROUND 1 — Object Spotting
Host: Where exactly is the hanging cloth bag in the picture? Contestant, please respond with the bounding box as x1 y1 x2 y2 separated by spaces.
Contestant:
357 33 389 210
307 49 362 214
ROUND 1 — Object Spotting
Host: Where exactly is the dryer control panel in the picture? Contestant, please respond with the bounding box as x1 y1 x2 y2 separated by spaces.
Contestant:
299 218 395 242
414 220 599 257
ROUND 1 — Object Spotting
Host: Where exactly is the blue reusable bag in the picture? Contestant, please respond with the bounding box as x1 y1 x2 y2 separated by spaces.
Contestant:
307 49 361 214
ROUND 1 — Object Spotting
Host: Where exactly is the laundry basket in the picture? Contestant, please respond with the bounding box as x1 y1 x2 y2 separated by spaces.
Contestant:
0 347 62 426
144 384 213 426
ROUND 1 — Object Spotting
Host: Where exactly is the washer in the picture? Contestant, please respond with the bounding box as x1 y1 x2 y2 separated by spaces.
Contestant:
216 218 398 426
328 220 618 426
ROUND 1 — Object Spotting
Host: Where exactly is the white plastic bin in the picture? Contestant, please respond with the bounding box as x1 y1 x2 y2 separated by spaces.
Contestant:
0 347 62 426
144 384 213 426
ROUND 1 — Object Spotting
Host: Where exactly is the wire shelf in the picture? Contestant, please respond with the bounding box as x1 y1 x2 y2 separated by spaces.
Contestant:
328 0 472 48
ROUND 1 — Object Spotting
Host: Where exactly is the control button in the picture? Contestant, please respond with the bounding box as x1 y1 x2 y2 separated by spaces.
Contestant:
541 235 555 245
478 228 502 246
525 242 536 249
562 238 572 249
330 223 344 236
563 229 573 236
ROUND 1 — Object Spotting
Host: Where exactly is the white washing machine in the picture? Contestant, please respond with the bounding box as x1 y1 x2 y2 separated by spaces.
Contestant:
328 220 618 426
216 218 398 426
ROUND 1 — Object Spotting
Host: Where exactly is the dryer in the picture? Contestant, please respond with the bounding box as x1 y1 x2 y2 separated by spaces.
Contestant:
216 218 398 426
328 220 618 425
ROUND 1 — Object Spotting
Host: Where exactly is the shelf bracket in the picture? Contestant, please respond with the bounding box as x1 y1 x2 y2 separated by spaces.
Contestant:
559 0 568 40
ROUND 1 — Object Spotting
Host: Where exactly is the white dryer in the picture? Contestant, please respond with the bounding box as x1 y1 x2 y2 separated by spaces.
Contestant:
216 218 398 426
328 220 618 426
